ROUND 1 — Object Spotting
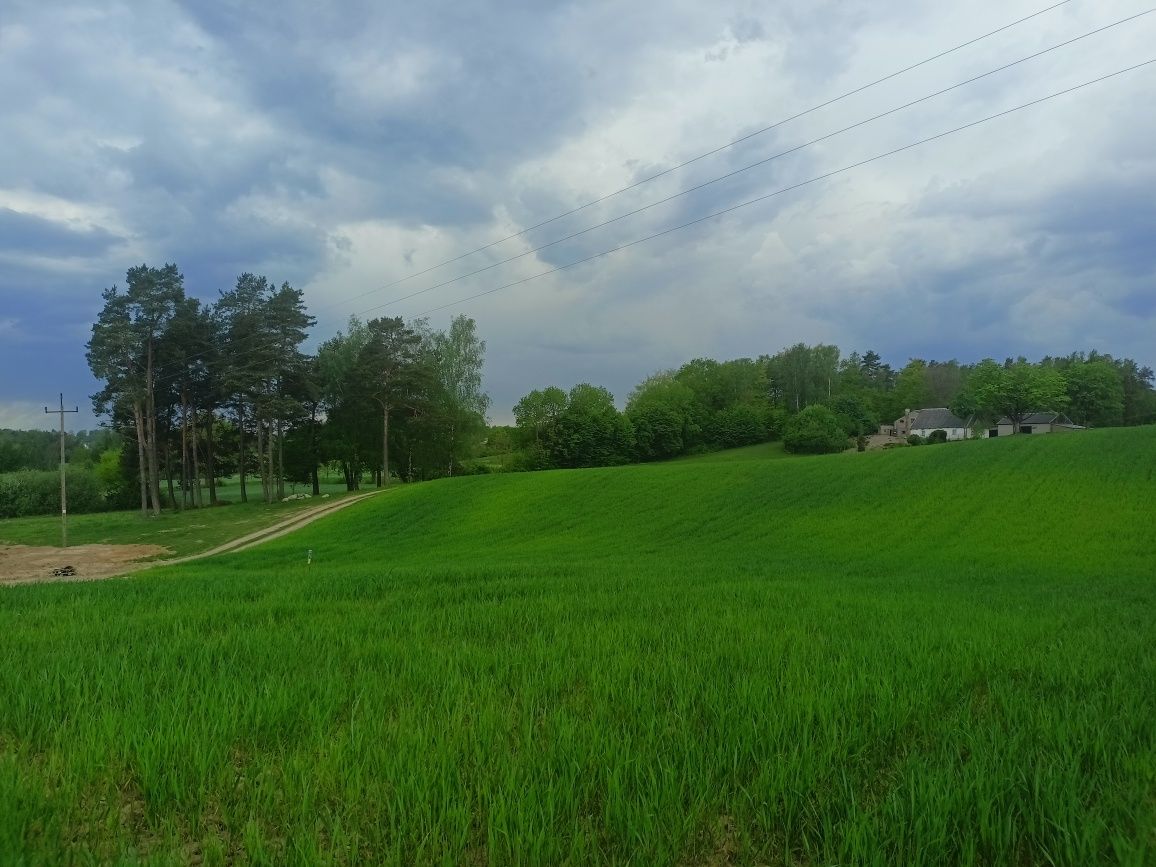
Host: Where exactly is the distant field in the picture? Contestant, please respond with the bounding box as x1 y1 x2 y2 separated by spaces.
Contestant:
1 428 1154 864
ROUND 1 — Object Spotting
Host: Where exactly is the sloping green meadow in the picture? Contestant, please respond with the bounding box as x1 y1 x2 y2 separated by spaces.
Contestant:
2 429 1154 865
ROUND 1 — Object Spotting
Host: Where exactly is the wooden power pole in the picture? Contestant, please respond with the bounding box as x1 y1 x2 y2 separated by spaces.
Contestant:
45 394 79 548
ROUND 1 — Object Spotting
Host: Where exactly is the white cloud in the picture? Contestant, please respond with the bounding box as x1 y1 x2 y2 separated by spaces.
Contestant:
0 189 129 236
331 46 457 113
0 401 58 432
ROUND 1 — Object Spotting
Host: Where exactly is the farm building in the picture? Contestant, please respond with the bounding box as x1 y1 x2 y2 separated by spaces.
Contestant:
881 408 975 441
990 412 1083 437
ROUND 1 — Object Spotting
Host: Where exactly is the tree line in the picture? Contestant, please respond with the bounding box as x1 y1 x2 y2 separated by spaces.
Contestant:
0 428 120 475
8 269 1154 518
493 345 1156 465
85 263 489 516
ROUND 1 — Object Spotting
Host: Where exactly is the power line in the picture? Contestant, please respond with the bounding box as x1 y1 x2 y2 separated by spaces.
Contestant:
408 59 1156 318
357 10 1152 316
321 0 1076 313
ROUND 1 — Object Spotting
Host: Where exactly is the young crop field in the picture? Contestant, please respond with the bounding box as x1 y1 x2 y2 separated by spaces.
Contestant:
1 428 1154 865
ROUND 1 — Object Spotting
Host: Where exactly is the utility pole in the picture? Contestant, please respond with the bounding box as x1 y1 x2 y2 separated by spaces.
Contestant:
45 394 79 548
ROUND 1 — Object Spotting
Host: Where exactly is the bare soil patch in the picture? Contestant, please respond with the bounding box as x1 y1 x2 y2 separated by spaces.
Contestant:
0 543 170 586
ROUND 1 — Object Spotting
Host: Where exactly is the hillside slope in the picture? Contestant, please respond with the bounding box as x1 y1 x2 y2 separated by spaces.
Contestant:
2 427 1154 865
254 426 1155 581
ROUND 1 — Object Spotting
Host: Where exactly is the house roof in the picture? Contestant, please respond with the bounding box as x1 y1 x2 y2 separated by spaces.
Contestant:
908 408 969 430
996 412 1075 426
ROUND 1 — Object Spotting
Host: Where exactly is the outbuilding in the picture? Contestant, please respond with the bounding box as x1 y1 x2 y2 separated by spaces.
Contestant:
992 412 1083 437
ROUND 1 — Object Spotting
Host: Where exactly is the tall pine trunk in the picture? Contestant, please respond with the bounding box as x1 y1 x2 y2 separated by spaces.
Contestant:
165 442 176 510
134 401 148 518
309 405 320 496
266 418 276 503
238 401 248 503
380 401 391 488
256 416 267 504
180 388 190 509
145 338 161 516
206 410 218 506
276 418 285 501
192 402 203 508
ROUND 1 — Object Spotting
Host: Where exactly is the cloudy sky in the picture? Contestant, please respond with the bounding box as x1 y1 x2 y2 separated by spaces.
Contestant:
2 0 1153 429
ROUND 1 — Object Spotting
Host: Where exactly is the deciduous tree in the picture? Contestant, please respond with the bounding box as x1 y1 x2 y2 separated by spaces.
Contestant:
956 359 1068 433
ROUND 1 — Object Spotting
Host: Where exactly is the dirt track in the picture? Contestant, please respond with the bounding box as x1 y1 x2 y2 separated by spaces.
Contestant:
0 490 382 587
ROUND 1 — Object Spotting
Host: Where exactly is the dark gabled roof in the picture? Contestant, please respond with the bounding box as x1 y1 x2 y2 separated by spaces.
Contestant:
909 408 969 430
996 412 1075 426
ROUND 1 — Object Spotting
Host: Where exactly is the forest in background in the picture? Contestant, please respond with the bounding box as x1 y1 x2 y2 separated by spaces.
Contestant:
495 346 1156 469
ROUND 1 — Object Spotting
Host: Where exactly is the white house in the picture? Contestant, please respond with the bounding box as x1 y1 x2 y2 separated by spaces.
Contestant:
881 408 975 441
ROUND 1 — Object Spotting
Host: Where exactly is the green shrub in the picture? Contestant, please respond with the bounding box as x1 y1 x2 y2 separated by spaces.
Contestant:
766 407 787 441
708 404 770 450
457 461 496 475
907 434 924 446
828 395 879 438
508 444 553 472
0 468 109 518
630 404 684 461
783 406 849 455
926 429 949 445
94 446 138 510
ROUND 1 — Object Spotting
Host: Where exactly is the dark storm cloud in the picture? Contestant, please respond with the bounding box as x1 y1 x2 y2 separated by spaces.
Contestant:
1035 180 1156 282
914 158 1156 316
0 209 123 258
171 0 591 170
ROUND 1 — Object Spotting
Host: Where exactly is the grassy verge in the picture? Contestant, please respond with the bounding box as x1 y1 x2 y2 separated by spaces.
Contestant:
0 488 365 558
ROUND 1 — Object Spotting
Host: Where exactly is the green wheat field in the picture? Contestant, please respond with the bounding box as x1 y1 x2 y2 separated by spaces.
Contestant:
2 428 1155 865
